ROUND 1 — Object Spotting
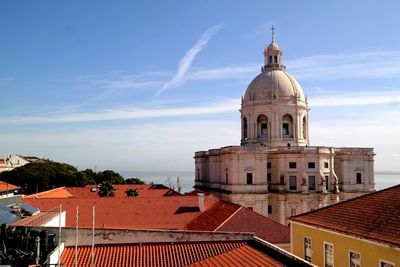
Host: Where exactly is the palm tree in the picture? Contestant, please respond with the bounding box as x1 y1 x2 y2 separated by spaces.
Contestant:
98 181 115 197
125 188 140 197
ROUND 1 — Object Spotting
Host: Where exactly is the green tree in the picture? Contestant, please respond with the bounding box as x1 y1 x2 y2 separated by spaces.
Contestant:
98 181 116 197
0 162 84 194
125 188 140 197
95 170 125 184
79 169 96 184
125 178 145 184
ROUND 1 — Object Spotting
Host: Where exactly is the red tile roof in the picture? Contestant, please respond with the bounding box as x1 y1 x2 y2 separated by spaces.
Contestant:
22 196 219 230
0 181 20 192
22 191 290 244
184 200 241 231
188 244 284 267
24 187 73 199
60 242 284 267
23 184 181 199
185 202 290 244
216 207 290 244
67 186 180 198
290 184 400 247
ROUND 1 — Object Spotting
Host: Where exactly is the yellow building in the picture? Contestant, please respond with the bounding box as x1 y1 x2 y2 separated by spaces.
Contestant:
290 184 400 267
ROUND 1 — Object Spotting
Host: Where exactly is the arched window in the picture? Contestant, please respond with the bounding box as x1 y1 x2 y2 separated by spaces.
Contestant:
302 116 307 139
243 117 248 139
257 114 268 138
282 114 293 138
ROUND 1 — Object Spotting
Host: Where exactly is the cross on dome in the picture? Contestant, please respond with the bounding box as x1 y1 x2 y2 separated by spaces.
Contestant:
271 25 275 42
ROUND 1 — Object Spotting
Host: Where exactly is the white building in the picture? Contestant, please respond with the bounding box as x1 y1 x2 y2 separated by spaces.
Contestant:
194 31 375 224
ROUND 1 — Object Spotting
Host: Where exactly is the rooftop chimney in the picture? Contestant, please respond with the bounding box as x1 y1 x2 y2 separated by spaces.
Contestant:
198 193 205 212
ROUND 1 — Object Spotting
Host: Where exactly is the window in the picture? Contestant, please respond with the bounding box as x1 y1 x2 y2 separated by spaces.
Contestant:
246 173 253 185
282 114 293 138
349 251 361 267
269 55 272 63
356 173 362 184
196 169 200 180
289 162 297 169
283 123 289 135
267 162 272 169
308 162 315 168
289 176 297 190
225 172 228 184
274 55 278 63
243 117 248 139
304 237 312 262
267 173 272 182
308 176 316 191
325 176 329 191
261 123 268 136
324 242 334 267
324 162 329 168
380 260 395 267
268 205 272 214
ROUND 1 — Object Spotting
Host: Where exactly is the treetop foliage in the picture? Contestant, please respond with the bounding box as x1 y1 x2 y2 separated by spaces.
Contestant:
0 162 142 194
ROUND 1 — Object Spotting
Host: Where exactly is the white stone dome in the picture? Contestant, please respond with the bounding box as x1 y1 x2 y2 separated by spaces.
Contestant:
266 41 281 52
243 69 306 106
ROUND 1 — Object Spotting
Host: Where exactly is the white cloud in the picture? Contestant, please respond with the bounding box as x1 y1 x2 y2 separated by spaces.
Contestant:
309 91 400 107
0 98 240 125
188 64 258 80
155 24 224 96
183 50 400 82
81 71 169 89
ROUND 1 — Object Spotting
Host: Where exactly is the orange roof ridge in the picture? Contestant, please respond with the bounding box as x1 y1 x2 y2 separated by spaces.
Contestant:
213 206 243 232
0 180 20 191
24 187 72 199
184 200 241 231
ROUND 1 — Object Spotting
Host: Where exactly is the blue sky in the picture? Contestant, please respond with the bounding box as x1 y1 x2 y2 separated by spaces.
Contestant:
1 0 400 173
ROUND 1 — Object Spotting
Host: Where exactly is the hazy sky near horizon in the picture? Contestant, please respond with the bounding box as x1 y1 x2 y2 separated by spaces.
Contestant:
1 1 400 173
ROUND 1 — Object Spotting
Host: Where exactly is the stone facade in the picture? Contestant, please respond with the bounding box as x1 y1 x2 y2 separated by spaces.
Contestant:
194 32 375 224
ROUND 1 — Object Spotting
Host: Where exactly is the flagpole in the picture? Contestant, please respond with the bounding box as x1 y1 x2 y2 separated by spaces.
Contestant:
57 204 62 267
91 206 95 267
75 205 79 267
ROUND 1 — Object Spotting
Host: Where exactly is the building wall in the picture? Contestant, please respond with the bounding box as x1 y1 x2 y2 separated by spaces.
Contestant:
195 146 373 194
291 221 399 267
240 103 309 148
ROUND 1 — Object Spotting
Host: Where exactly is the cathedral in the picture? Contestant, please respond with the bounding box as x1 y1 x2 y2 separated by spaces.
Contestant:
194 31 375 225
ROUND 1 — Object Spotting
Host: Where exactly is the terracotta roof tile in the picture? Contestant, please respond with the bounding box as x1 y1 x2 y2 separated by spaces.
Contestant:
23 185 181 199
290 184 400 247
184 200 241 231
189 245 285 267
67 186 180 198
22 196 220 230
60 242 285 267
217 207 290 244
23 187 73 199
0 181 20 191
